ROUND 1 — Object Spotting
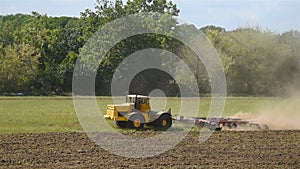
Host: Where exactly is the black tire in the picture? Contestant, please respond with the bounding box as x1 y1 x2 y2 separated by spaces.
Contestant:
128 114 145 129
154 114 172 130
206 123 219 131
229 123 237 129
115 121 128 128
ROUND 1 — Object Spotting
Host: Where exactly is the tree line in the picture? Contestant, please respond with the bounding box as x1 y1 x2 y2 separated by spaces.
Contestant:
0 0 299 96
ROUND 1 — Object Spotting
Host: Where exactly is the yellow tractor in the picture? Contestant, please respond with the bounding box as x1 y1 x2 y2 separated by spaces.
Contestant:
104 95 172 129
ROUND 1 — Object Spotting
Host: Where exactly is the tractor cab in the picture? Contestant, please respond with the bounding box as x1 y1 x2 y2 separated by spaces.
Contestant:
126 95 150 112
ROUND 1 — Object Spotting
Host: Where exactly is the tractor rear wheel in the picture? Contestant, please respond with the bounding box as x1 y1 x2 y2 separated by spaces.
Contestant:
154 114 172 130
128 114 145 129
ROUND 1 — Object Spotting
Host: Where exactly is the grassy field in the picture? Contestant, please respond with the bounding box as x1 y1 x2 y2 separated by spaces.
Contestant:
0 96 298 134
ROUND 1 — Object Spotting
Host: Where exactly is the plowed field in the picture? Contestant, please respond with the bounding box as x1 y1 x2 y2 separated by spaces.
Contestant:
0 130 299 168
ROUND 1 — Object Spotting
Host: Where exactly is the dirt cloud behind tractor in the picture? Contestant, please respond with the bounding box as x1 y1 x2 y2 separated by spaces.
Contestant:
254 102 300 130
232 98 300 130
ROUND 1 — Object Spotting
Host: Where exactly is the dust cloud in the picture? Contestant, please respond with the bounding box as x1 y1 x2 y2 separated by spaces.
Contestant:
231 98 300 130
253 101 300 130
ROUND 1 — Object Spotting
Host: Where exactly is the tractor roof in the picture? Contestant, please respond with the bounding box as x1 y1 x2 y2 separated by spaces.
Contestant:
127 95 149 98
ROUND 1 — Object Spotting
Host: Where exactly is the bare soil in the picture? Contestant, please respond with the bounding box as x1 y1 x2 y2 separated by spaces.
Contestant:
0 130 299 168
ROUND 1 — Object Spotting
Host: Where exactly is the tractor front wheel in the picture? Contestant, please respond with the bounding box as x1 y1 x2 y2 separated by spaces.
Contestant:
128 115 145 129
115 121 128 128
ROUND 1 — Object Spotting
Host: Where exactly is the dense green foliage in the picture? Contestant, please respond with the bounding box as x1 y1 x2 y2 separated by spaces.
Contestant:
0 0 299 96
201 26 300 96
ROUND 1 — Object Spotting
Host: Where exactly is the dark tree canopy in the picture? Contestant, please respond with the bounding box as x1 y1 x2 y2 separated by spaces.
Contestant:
0 1 299 97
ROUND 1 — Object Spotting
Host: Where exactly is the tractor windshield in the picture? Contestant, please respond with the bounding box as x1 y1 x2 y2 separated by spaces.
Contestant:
140 98 149 104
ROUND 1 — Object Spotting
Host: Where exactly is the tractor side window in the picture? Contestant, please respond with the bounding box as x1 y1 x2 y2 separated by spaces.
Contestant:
129 97 134 103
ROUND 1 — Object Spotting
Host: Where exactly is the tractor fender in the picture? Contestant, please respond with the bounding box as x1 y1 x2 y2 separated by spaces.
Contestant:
150 108 172 122
127 111 147 123
127 111 142 118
